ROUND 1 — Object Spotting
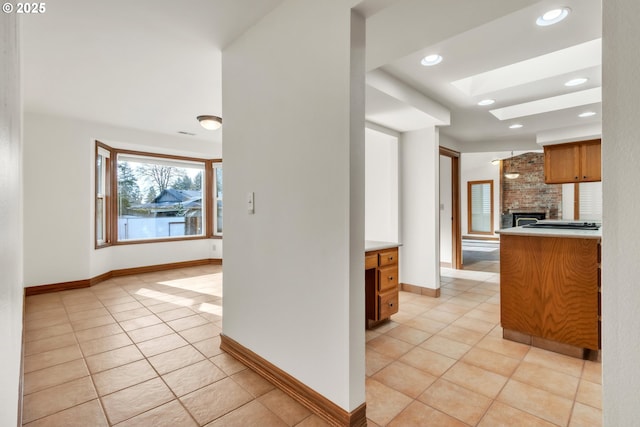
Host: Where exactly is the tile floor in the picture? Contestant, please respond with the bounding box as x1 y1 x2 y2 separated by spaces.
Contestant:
22 262 602 426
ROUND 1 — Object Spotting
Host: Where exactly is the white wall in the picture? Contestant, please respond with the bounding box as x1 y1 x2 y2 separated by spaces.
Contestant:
460 152 506 236
439 155 452 264
602 1 640 424
400 127 440 290
221 0 365 411
365 127 398 243
0 12 24 425
561 183 575 220
23 113 222 287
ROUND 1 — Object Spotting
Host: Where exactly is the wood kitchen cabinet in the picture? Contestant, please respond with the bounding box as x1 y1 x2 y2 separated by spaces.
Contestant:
500 234 600 354
544 139 601 184
365 247 399 327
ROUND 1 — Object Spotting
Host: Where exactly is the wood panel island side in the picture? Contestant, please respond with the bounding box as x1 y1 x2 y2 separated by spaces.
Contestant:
496 225 601 359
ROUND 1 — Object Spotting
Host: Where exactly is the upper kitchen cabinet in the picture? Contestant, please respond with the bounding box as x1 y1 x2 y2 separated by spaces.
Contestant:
544 139 601 184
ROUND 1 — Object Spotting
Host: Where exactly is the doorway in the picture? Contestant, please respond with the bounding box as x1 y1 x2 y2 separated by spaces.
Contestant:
439 147 461 270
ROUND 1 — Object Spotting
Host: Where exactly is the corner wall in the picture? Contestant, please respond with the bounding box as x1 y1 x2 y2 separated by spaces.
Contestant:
399 127 440 291
221 0 365 411
602 0 640 424
0 12 24 425
365 127 399 243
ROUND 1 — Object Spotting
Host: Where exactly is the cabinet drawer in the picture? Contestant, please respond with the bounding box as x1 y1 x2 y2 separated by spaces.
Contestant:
379 291 398 319
378 266 398 292
378 249 398 267
365 254 378 270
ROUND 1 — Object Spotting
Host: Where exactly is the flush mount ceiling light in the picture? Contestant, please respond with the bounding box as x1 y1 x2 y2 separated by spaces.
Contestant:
565 77 588 87
491 159 501 166
509 123 524 129
478 99 496 106
504 151 520 180
197 115 222 130
420 54 443 66
579 111 597 118
536 7 571 26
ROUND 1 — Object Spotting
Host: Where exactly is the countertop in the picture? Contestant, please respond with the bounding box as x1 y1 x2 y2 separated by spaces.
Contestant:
365 240 401 252
496 221 602 239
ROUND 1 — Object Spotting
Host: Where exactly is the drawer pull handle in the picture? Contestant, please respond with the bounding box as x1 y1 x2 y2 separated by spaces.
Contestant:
389 302 394 307
388 276 393 281
389 256 393 261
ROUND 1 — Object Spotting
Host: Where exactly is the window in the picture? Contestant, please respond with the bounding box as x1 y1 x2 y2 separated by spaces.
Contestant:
468 180 494 234
95 141 222 246
578 181 602 221
95 144 111 247
116 154 206 241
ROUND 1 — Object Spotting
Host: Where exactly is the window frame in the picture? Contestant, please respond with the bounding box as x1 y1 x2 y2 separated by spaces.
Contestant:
95 141 222 248
467 180 494 235
95 142 112 248
212 160 223 238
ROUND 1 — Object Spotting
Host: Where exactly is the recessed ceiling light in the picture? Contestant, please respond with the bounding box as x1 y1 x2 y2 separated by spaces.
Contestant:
509 124 524 129
478 99 496 106
578 111 597 118
421 54 443 66
565 77 588 87
536 7 571 26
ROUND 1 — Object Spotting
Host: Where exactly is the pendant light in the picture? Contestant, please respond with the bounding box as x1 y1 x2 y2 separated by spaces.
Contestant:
504 151 520 179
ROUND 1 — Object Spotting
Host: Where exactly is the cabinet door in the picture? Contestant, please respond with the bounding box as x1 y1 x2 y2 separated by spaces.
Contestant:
580 140 602 182
544 144 580 184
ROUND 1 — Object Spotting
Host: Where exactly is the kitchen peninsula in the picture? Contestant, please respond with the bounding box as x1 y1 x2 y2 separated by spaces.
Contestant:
365 241 400 328
497 222 601 359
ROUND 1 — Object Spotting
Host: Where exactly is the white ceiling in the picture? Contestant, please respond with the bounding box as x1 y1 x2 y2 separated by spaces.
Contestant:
21 0 602 151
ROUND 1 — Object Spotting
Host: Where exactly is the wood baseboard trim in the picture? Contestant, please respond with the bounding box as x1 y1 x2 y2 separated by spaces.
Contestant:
110 258 220 277
25 279 91 296
220 334 366 427
400 283 440 298
24 258 223 296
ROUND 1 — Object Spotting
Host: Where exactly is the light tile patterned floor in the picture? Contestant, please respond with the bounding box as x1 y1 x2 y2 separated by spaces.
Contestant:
22 262 602 426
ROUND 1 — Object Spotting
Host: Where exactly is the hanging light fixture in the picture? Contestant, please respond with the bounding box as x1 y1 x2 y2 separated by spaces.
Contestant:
197 115 222 130
504 151 520 179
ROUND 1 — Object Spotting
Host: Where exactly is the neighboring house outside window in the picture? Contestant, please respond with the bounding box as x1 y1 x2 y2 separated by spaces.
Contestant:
95 141 222 247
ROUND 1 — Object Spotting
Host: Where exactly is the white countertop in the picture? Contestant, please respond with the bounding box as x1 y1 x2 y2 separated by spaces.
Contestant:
365 240 401 252
496 222 602 239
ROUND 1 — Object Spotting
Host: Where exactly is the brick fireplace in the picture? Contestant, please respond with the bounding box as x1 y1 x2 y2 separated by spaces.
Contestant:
501 152 563 228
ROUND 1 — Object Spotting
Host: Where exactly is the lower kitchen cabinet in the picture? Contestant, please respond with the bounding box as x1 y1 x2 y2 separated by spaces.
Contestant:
365 247 399 327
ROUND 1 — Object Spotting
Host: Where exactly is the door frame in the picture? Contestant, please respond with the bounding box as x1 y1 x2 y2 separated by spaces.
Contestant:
439 146 462 269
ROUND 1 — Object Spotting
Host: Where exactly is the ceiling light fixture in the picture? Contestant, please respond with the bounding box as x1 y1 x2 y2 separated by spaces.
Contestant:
420 54 443 66
478 99 496 106
536 7 571 26
579 111 597 118
565 77 588 87
509 124 523 129
504 151 520 180
197 115 222 130
491 159 501 166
